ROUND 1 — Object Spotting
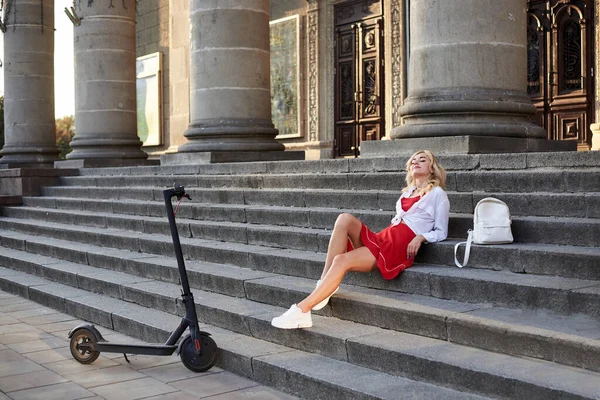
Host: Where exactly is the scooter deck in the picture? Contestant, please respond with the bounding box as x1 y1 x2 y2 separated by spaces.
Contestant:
93 342 177 356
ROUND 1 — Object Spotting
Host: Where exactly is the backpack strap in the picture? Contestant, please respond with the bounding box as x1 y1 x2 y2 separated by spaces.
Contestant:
454 229 473 268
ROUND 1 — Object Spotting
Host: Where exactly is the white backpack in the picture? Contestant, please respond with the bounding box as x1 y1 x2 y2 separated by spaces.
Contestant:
454 197 513 268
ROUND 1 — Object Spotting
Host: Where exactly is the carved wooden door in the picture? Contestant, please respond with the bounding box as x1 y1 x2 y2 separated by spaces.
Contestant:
527 0 595 150
334 1 384 158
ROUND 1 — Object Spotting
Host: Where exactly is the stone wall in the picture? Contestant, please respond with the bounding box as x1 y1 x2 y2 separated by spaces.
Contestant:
593 4 600 150
136 0 170 157
167 0 190 152
270 1 311 152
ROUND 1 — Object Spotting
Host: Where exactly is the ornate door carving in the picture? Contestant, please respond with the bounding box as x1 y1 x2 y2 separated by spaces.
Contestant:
334 0 384 157
527 0 595 150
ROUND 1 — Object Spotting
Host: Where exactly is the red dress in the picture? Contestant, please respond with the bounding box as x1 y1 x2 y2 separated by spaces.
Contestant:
347 196 419 280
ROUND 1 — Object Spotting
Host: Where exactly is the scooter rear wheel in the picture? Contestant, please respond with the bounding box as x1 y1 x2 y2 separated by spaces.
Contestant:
70 328 100 364
180 334 218 372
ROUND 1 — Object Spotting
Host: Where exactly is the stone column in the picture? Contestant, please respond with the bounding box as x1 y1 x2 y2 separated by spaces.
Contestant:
67 0 147 161
374 0 573 155
1 0 59 166
178 0 283 153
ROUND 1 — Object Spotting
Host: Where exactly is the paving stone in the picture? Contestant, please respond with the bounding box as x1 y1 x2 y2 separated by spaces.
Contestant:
0 369 67 393
34 320 87 334
43 356 120 375
0 330 54 345
5 307 60 319
143 392 199 400
0 296 29 306
205 385 300 400
63 365 146 389
89 376 178 400
0 314 20 326
22 346 73 364
0 349 45 377
170 371 259 399
0 322 42 335
7 335 67 354
19 312 79 326
7 382 95 400
139 362 221 383
113 354 181 371
1 301 41 313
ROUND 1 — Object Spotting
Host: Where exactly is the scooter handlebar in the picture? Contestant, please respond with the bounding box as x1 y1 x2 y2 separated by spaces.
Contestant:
164 184 192 201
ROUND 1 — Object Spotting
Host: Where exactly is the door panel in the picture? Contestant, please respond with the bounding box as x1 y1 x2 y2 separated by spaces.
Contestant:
334 1 384 158
527 0 595 150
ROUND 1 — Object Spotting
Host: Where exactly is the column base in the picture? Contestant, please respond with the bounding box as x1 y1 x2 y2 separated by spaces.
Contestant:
181 119 285 152
54 159 160 169
161 151 305 165
360 136 577 158
67 134 148 161
0 147 60 167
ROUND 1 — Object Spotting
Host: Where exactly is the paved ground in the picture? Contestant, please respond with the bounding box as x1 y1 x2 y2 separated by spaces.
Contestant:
0 289 299 400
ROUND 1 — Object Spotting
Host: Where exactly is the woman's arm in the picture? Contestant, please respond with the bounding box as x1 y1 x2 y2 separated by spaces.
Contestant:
421 194 450 243
406 234 426 259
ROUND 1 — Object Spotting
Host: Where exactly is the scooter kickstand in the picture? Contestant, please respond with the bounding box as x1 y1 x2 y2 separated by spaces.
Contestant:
123 354 130 363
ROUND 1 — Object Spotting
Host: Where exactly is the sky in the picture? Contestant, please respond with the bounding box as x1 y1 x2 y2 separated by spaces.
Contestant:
0 0 75 118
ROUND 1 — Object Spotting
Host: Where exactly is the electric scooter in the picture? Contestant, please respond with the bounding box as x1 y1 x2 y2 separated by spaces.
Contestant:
68 184 218 372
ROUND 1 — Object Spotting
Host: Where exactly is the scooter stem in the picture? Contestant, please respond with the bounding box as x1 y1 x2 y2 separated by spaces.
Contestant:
163 187 192 296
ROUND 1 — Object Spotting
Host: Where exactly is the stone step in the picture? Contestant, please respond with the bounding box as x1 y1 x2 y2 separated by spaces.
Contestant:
5 202 600 253
0 244 598 373
0 265 597 399
23 188 600 219
0 223 599 319
74 152 600 177
55 169 600 193
0 268 487 400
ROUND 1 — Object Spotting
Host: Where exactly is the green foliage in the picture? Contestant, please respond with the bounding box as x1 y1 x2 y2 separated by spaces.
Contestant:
0 96 4 150
55 115 75 160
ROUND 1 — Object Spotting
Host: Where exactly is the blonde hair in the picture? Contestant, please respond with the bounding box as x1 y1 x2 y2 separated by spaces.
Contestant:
402 150 446 193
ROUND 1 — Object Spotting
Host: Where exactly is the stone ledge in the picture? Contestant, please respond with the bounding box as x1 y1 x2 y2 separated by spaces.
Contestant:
0 196 23 206
0 168 78 197
161 151 305 165
54 159 160 169
361 136 577 158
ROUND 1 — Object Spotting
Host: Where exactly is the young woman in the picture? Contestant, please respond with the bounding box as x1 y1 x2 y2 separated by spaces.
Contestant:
271 150 450 329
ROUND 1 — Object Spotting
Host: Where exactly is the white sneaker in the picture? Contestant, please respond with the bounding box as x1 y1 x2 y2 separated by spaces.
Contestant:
312 279 339 311
271 304 312 329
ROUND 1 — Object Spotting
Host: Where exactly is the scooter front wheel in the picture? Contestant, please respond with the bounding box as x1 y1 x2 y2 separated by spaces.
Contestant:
180 334 218 372
70 328 100 364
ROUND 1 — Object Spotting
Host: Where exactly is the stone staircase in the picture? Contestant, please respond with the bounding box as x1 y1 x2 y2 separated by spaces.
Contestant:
0 152 600 399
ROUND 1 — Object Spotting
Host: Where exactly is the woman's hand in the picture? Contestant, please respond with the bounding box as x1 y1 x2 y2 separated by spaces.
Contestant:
407 235 426 259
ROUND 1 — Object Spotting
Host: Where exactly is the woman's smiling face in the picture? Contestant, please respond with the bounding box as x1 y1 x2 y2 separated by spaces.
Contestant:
410 152 432 178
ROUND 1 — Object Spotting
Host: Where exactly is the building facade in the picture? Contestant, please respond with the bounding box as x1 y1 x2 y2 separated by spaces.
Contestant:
135 0 599 160
1 0 598 165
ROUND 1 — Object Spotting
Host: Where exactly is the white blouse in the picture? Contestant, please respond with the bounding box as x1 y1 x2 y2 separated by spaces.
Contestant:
390 186 450 243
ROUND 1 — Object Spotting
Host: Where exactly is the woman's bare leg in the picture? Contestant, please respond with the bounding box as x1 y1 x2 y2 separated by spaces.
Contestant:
320 213 364 280
298 247 376 312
